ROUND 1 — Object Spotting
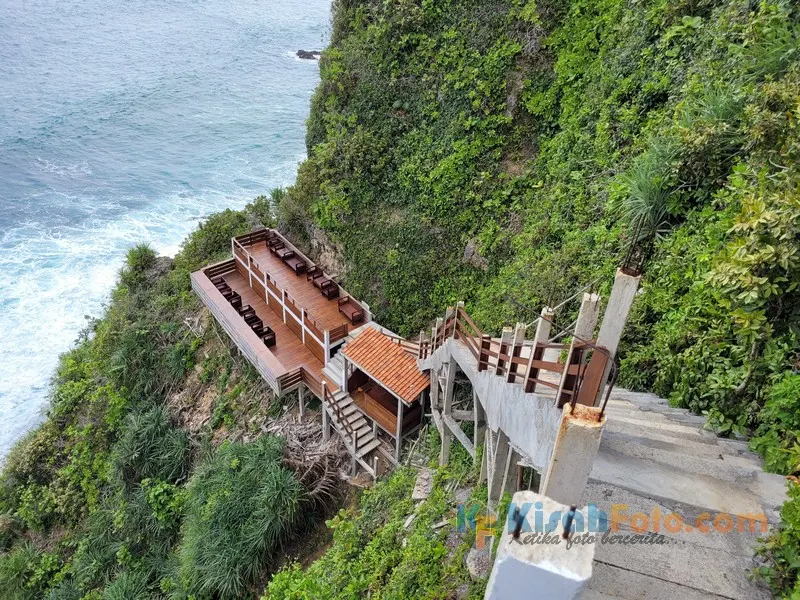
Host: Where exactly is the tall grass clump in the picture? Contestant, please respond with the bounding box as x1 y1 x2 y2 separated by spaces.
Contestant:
173 435 305 599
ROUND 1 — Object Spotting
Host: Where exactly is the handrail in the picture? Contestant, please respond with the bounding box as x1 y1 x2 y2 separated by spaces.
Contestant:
232 239 326 347
428 303 616 420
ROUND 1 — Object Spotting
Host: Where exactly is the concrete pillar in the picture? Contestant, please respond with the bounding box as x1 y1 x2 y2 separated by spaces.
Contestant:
473 390 486 468
506 323 527 383
574 293 600 341
541 405 605 505
594 269 641 404
527 308 555 392
556 293 600 404
489 429 511 509
484 491 596 600
501 448 522 496
298 385 305 419
494 327 513 376
440 359 456 467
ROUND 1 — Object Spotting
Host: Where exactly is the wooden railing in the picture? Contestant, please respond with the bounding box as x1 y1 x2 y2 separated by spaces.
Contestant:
425 304 615 410
323 381 355 447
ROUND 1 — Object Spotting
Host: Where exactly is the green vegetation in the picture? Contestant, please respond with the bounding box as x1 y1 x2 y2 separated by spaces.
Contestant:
274 2 800 595
3 0 800 597
265 430 486 600
0 195 336 599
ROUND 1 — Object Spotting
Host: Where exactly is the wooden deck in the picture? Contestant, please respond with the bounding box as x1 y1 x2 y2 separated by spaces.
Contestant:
245 243 353 335
191 228 374 399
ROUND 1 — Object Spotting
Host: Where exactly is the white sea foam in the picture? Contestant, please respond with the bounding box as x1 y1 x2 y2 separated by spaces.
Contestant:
0 157 304 458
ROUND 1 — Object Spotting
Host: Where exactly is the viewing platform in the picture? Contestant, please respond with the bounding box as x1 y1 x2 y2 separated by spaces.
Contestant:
190 228 371 398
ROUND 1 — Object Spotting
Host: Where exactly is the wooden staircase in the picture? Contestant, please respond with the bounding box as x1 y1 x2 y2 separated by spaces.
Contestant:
323 384 382 469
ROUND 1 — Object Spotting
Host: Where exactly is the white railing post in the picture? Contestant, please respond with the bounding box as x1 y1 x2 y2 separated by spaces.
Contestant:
556 293 600 404
301 309 306 343
506 323 527 383
281 289 287 324
324 329 330 367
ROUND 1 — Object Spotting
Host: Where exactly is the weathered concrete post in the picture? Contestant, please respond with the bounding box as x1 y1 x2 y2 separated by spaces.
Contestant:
555 293 600 403
526 307 554 392
439 358 457 467
473 389 486 469
494 327 513 376
541 405 605 505
488 429 511 509
321 381 330 443
593 268 641 405
484 491 596 600
298 385 305 419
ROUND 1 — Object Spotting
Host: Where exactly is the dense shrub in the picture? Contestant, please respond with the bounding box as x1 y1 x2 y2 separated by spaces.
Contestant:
173 436 305 599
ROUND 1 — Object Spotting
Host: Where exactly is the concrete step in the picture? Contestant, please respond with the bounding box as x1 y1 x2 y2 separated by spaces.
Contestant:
581 562 745 600
355 432 375 449
579 481 767 557
591 529 770 599
591 449 772 519
605 412 719 443
354 424 372 439
599 430 762 482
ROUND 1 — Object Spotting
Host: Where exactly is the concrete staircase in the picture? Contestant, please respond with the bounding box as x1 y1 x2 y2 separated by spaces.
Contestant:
578 389 787 600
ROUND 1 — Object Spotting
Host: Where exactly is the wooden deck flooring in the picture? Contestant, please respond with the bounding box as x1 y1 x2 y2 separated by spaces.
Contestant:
223 271 325 379
246 242 353 334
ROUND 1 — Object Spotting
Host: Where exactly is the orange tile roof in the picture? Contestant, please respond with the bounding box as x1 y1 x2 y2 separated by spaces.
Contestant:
343 327 429 404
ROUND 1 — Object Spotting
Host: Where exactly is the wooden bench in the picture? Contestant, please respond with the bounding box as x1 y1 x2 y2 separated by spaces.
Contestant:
285 255 307 275
269 240 285 254
262 327 276 348
275 247 294 261
307 265 324 282
321 280 339 300
338 296 364 324
229 291 242 311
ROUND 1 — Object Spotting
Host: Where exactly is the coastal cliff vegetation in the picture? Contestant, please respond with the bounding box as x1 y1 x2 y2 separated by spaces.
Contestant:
2 0 800 598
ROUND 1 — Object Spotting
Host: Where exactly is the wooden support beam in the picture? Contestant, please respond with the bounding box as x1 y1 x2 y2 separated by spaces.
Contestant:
298 385 305 419
395 397 403 462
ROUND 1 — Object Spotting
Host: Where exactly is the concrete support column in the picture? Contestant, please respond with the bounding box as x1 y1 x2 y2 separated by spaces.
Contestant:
593 269 641 404
473 390 486 468
556 293 600 404
439 359 457 467
298 385 305 419
484 491 596 600
488 429 511 509
527 308 555 391
541 405 606 505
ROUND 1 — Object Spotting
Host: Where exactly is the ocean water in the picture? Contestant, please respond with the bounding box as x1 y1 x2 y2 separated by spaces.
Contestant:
0 0 329 457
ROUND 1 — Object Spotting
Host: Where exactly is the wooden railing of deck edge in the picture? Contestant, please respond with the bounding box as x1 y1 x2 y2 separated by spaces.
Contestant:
237 227 371 325
191 271 282 393
231 237 329 363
